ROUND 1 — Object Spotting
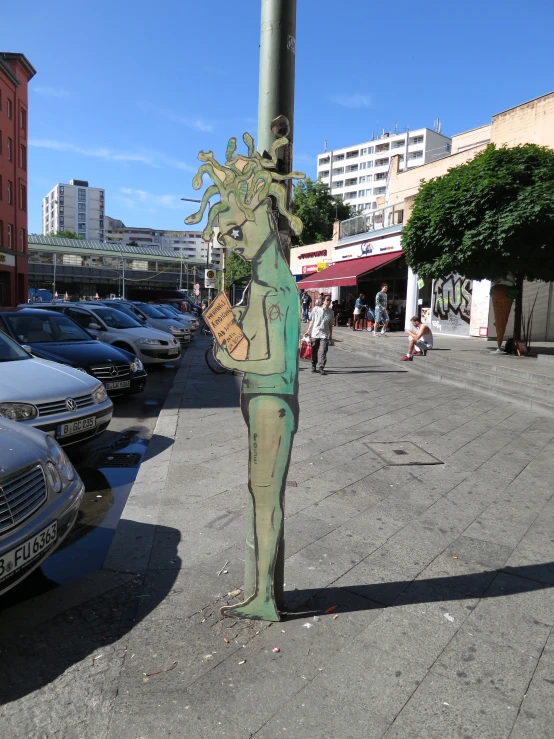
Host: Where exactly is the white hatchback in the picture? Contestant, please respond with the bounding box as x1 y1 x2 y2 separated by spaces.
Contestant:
31 304 182 366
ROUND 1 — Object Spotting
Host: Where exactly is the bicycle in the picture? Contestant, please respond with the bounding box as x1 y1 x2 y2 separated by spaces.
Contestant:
205 343 228 374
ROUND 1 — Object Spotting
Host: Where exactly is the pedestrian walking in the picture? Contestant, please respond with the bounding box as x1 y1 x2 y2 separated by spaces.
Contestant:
353 293 365 331
401 316 434 361
373 283 390 335
305 294 334 375
300 290 312 323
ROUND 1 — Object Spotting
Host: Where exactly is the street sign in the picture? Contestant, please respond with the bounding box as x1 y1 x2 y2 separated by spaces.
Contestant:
204 269 216 289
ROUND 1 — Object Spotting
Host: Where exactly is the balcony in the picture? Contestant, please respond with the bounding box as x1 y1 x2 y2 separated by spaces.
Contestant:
339 204 404 239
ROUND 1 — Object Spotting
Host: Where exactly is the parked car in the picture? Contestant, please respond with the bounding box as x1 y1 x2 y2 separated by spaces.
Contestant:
95 300 191 348
0 419 85 596
0 329 113 446
153 304 199 333
26 303 182 366
156 297 202 316
0 309 147 396
83 300 153 328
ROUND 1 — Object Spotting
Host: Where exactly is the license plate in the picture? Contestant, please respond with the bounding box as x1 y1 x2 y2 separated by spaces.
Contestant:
0 521 58 582
58 416 96 438
105 380 131 390
168 348 179 355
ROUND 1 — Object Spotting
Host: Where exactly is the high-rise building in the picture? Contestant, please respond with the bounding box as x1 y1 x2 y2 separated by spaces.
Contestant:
42 179 105 241
104 219 223 268
0 52 36 305
316 127 452 213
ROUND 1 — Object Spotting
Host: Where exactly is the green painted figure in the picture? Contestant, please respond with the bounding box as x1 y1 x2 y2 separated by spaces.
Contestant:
185 134 304 621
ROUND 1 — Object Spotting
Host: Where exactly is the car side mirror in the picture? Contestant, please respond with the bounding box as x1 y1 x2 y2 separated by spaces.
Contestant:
21 344 33 354
89 322 102 330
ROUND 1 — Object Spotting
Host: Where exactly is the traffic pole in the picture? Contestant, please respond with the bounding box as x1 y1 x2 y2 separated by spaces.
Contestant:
244 0 297 610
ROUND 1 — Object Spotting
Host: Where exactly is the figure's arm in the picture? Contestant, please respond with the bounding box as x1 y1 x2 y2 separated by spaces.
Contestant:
214 343 285 374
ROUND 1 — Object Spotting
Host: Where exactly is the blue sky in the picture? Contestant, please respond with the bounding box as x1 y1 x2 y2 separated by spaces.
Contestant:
5 0 554 234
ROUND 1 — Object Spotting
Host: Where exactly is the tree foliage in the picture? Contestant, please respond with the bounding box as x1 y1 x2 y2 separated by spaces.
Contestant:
51 230 82 239
216 249 251 291
291 178 352 245
401 144 554 283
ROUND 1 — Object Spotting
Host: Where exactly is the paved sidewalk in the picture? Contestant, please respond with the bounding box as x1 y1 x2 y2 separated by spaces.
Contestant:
1 337 554 738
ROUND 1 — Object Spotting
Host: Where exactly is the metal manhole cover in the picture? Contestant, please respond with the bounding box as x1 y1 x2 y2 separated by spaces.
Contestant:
366 441 443 466
92 453 142 468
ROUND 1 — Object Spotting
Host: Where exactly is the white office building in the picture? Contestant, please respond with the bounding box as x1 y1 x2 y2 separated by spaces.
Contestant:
104 220 222 268
42 179 105 240
316 127 452 213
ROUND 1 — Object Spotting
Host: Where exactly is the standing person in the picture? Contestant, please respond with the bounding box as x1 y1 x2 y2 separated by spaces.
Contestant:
374 283 389 335
346 293 355 328
305 294 334 375
300 290 312 323
353 293 365 331
401 316 434 360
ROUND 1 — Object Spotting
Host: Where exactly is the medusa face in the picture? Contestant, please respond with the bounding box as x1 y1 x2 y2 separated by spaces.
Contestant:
217 194 272 261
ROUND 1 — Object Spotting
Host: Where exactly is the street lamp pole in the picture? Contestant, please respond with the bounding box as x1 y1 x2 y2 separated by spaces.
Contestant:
116 243 126 299
182 196 212 298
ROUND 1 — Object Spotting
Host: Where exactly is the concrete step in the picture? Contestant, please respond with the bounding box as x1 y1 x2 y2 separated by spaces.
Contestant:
336 332 554 418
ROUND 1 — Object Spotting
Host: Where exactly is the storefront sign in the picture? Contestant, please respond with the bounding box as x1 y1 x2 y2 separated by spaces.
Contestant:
316 263 327 272
301 264 318 274
0 252 15 267
298 249 328 260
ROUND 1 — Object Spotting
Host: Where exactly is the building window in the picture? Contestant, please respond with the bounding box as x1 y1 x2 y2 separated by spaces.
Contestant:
78 189 86 201
333 180 343 188
19 228 25 252
20 108 27 130
7 180 12 204
99 220 104 227
59 226 64 232
59 206 64 214
318 156 330 166
7 137 12 161
78 202 86 211
332 167 344 175
0 221 3 247
359 176 366 183
408 150 423 160
346 150 359 159
345 177 357 186
59 196 64 204
6 99 12 119
60 186 64 193
19 184 27 211
346 164 358 173
374 172 387 181
375 143 389 153
59 216 64 224
410 135 424 145
375 158 389 167
333 154 344 162
19 145 26 170
7 224 13 248
319 170 329 178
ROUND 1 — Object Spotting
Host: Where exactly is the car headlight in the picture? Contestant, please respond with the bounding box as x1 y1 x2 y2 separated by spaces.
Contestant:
46 436 75 485
168 325 181 333
138 338 161 345
0 402 38 421
93 384 108 404
130 358 143 373
45 462 62 493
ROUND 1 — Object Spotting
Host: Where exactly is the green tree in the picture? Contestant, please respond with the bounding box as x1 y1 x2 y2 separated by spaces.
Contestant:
127 240 139 247
51 230 82 239
291 178 352 245
401 144 554 340
216 249 252 291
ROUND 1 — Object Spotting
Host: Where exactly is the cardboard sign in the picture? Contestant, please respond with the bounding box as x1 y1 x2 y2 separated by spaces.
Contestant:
203 292 248 359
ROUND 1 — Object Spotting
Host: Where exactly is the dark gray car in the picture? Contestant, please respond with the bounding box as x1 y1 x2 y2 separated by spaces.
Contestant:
0 419 84 597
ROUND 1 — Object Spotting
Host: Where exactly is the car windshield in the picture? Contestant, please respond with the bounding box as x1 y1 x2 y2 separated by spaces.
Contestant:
135 303 166 319
0 330 31 362
93 307 141 329
106 303 145 322
5 312 92 343
154 305 176 318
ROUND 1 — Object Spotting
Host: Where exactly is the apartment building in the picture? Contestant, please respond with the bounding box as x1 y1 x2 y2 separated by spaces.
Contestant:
316 127 451 213
0 52 35 305
42 179 105 241
104 220 222 268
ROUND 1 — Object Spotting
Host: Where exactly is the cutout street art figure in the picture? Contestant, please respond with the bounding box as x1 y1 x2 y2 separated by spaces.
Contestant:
186 133 305 621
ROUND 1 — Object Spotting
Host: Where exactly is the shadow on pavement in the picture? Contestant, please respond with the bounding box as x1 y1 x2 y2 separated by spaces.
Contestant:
284 561 554 617
0 521 180 705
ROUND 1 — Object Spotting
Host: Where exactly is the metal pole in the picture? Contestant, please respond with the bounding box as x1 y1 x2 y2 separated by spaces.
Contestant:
245 0 297 610
52 252 56 301
180 246 183 290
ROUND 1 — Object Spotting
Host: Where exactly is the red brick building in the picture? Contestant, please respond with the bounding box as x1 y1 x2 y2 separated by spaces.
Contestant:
0 53 36 306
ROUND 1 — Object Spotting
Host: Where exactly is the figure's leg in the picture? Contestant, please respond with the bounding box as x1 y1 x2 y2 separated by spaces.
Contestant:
408 337 416 354
311 338 320 371
318 338 329 369
221 395 296 621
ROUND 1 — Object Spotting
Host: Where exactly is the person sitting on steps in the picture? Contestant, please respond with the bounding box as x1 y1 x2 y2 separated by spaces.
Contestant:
401 316 434 361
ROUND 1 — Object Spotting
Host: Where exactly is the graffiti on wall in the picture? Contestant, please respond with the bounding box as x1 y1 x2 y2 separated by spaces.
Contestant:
432 275 472 335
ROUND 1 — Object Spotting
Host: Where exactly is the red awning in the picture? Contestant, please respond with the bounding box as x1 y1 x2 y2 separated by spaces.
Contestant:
298 252 402 289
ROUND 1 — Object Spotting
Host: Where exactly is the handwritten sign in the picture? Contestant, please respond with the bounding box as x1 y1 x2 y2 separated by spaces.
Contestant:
203 292 248 360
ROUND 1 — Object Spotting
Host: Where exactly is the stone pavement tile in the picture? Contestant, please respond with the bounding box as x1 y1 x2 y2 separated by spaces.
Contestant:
357 602 461 671
313 640 428 724
509 708 554 739
381 725 426 739
392 672 518 739
281 511 339 557
362 525 451 580
333 559 412 606
284 542 363 591
256 685 391 739
446 534 514 569
518 633 554 716
483 571 554 626
463 511 533 548
432 624 538 704
340 505 413 545
503 549 554 586
302 497 361 526
316 526 382 559
148 526 236 570
390 579 478 631
325 485 386 511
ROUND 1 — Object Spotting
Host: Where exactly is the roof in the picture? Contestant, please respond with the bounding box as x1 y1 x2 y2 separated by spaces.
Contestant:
28 234 206 264
0 53 36 83
298 252 402 289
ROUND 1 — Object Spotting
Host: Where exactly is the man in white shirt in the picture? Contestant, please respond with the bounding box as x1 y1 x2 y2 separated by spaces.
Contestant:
401 316 434 361
305 294 334 375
